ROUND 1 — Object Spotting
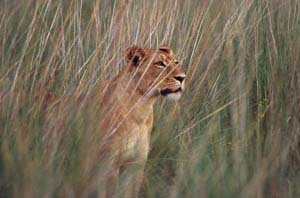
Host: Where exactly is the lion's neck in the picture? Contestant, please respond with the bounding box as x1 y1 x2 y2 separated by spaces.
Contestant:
113 71 157 122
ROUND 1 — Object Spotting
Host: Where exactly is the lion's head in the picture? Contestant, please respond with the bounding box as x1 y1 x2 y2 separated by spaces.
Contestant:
125 45 186 101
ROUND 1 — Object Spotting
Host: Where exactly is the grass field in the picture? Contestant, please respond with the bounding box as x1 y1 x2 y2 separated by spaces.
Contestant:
1 0 300 197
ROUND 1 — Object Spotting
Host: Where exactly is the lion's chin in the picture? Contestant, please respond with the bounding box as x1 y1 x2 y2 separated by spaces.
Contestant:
160 87 183 101
166 92 182 101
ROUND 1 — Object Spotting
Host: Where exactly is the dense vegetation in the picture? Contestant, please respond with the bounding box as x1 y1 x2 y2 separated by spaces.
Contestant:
0 0 300 197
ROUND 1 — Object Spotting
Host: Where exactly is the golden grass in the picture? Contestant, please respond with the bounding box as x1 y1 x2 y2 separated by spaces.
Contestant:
0 0 300 197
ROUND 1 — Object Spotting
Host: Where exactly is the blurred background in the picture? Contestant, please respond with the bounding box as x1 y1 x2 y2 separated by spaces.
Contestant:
0 0 300 197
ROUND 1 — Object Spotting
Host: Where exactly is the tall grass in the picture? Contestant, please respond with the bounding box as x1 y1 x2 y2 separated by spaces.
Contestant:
0 0 300 197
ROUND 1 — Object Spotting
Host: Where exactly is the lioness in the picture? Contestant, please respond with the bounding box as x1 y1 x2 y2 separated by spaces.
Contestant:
97 45 186 197
0 45 185 197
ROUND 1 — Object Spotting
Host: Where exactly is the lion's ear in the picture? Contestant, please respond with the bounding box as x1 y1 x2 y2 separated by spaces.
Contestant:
125 45 146 67
159 46 174 56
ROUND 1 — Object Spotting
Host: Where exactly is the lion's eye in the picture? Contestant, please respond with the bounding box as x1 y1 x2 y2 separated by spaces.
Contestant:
174 60 179 64
156 61 166 68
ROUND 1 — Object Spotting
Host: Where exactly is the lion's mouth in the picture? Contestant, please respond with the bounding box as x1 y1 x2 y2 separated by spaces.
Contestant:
160 87 182 96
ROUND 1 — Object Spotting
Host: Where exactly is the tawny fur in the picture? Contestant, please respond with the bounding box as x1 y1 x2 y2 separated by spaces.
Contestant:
95 45 186 197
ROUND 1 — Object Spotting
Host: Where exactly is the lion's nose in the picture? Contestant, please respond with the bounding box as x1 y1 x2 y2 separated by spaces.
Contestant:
174 75 186 83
